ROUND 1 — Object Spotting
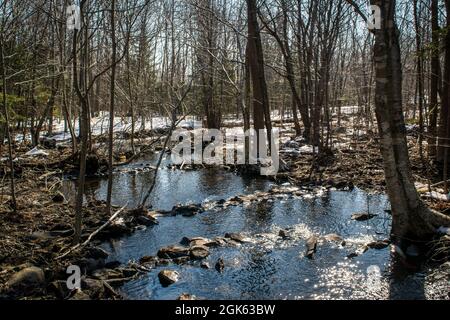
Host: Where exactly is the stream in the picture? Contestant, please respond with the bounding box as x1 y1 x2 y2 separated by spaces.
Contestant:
62 152 449 300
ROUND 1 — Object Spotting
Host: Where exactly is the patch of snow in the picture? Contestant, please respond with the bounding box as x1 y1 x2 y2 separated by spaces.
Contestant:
299 145 314 154
279 148 301 156
24 147 48 157
422 191 449 201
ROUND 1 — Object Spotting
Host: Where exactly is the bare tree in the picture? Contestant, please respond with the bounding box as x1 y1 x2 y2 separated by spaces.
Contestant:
247 0 272 154
368 0 450 244
106 0 117 214
428 0 440 159
0 0 17 212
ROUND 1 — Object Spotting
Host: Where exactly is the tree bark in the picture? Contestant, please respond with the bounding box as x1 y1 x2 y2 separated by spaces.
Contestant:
31 78 60 146
413 0 424 163
0 34 17 212
428 0 440 159
106 0 117 214
73 1 88 244
197 0 221 129
247 0 272 153
371 0 450 245
438 0 450 169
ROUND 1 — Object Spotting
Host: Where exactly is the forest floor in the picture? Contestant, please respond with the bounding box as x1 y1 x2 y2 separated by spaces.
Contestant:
0 114 449 300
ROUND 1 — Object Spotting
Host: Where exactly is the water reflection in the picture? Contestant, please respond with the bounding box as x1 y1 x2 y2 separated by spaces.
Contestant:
388 254 425 300
62 156 447 300
63 153 271 210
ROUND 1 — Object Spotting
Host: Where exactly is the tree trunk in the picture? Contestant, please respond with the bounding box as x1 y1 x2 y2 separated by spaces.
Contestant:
31 78 59 146
73 42 89 244
261 0 309 139
106 0 116 214
371 0 450 245
0 35 17 212
413 0 424 164
437 0 450 169
428 0 440 159
61 77 77 154
197 0 221 129
126 45 136 155
73 1 88 244
247 0 272 153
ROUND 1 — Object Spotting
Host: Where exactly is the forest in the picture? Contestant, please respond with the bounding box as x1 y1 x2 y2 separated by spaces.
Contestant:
0 0 449 301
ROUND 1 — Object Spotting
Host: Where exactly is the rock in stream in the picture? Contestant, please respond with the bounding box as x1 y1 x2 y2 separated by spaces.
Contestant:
158 270 180 287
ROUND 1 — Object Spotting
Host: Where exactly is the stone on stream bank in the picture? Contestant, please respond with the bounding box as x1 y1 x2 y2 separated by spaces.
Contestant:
305 235 318 259
189 246 210 260
151 204 204 217
75 257 106 275
346 240 390 259
129 207 159 224
69 289 91 300
177 293 196 300
98 219 133 239
81 278 105 299
65 276 121 300
173 256 190 265
140 232 252 273
278 229 290 239
351 212 377 221
136 184 351 224
171 203 204 216
180 236 220 248
5 266 45 292
157 243 211 261
224 232 247 243
157 245 190 259
158 270 179 287
135 215 157 226
322 233 346 246
89 266 140 289
88 206 160 240
48 280 72 299
139 255 158 266
92 268 123 280
215 258 225 273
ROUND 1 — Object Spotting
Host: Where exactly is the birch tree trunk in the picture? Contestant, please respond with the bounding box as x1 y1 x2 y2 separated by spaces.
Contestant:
371 0 450 245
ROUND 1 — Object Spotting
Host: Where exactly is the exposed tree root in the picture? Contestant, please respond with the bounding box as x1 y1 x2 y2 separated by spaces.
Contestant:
421 206 450 237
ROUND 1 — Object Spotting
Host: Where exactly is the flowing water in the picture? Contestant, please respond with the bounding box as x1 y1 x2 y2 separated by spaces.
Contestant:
63 152 449 300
